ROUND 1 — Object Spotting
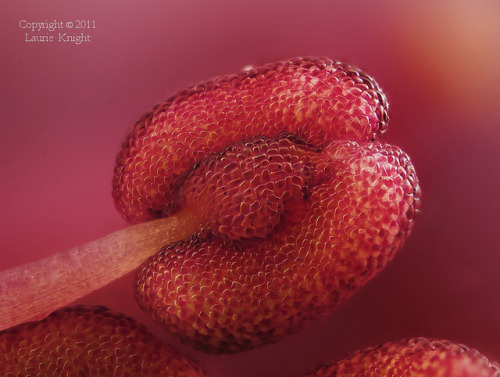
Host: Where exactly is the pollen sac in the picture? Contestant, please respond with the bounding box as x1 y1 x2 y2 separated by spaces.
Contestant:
0 306 204 377
136 138 421 353
171 133 323 240
113 57 389 223
301 338 500 377
116 56 420 353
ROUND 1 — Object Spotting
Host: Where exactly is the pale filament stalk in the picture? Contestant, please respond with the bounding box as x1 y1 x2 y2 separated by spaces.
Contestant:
0 208 199 331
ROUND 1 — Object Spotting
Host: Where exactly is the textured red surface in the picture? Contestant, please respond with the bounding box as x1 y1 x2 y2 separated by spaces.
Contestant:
302 338 500 377
113 57 388 223
115 58 420 353
0 306 204 377
136 138 419 353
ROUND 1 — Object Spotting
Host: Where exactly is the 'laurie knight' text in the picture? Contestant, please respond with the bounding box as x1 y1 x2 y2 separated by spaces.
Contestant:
25 32 91 45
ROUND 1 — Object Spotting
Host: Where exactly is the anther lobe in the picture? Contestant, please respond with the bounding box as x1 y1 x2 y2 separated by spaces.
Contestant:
171 134 323 240
136 138 420 353
0 306 204 376
301 338 500 377
113 57 389 223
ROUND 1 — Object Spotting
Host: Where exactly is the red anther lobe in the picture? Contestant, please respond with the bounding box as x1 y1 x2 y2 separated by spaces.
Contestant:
301 338 500 377
0 306 204 377
136 138 420 353
172 133 324 240
113 57 389 223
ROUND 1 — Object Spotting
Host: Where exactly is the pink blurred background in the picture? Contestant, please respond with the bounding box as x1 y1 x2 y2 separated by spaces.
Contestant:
1 1 499 375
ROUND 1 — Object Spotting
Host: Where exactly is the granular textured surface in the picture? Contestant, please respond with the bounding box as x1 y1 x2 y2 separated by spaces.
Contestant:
114 56 421 353
113 57 389 223
136 137 420 353
0 306 204 377
301 338 500 377
171 133 323 241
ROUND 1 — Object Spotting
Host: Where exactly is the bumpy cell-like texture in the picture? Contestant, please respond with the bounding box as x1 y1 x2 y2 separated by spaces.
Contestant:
113 57 389 223
115 57 420 353
171 133 323 240
0 306 204 377
136 136 420 353
301 338 500 377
